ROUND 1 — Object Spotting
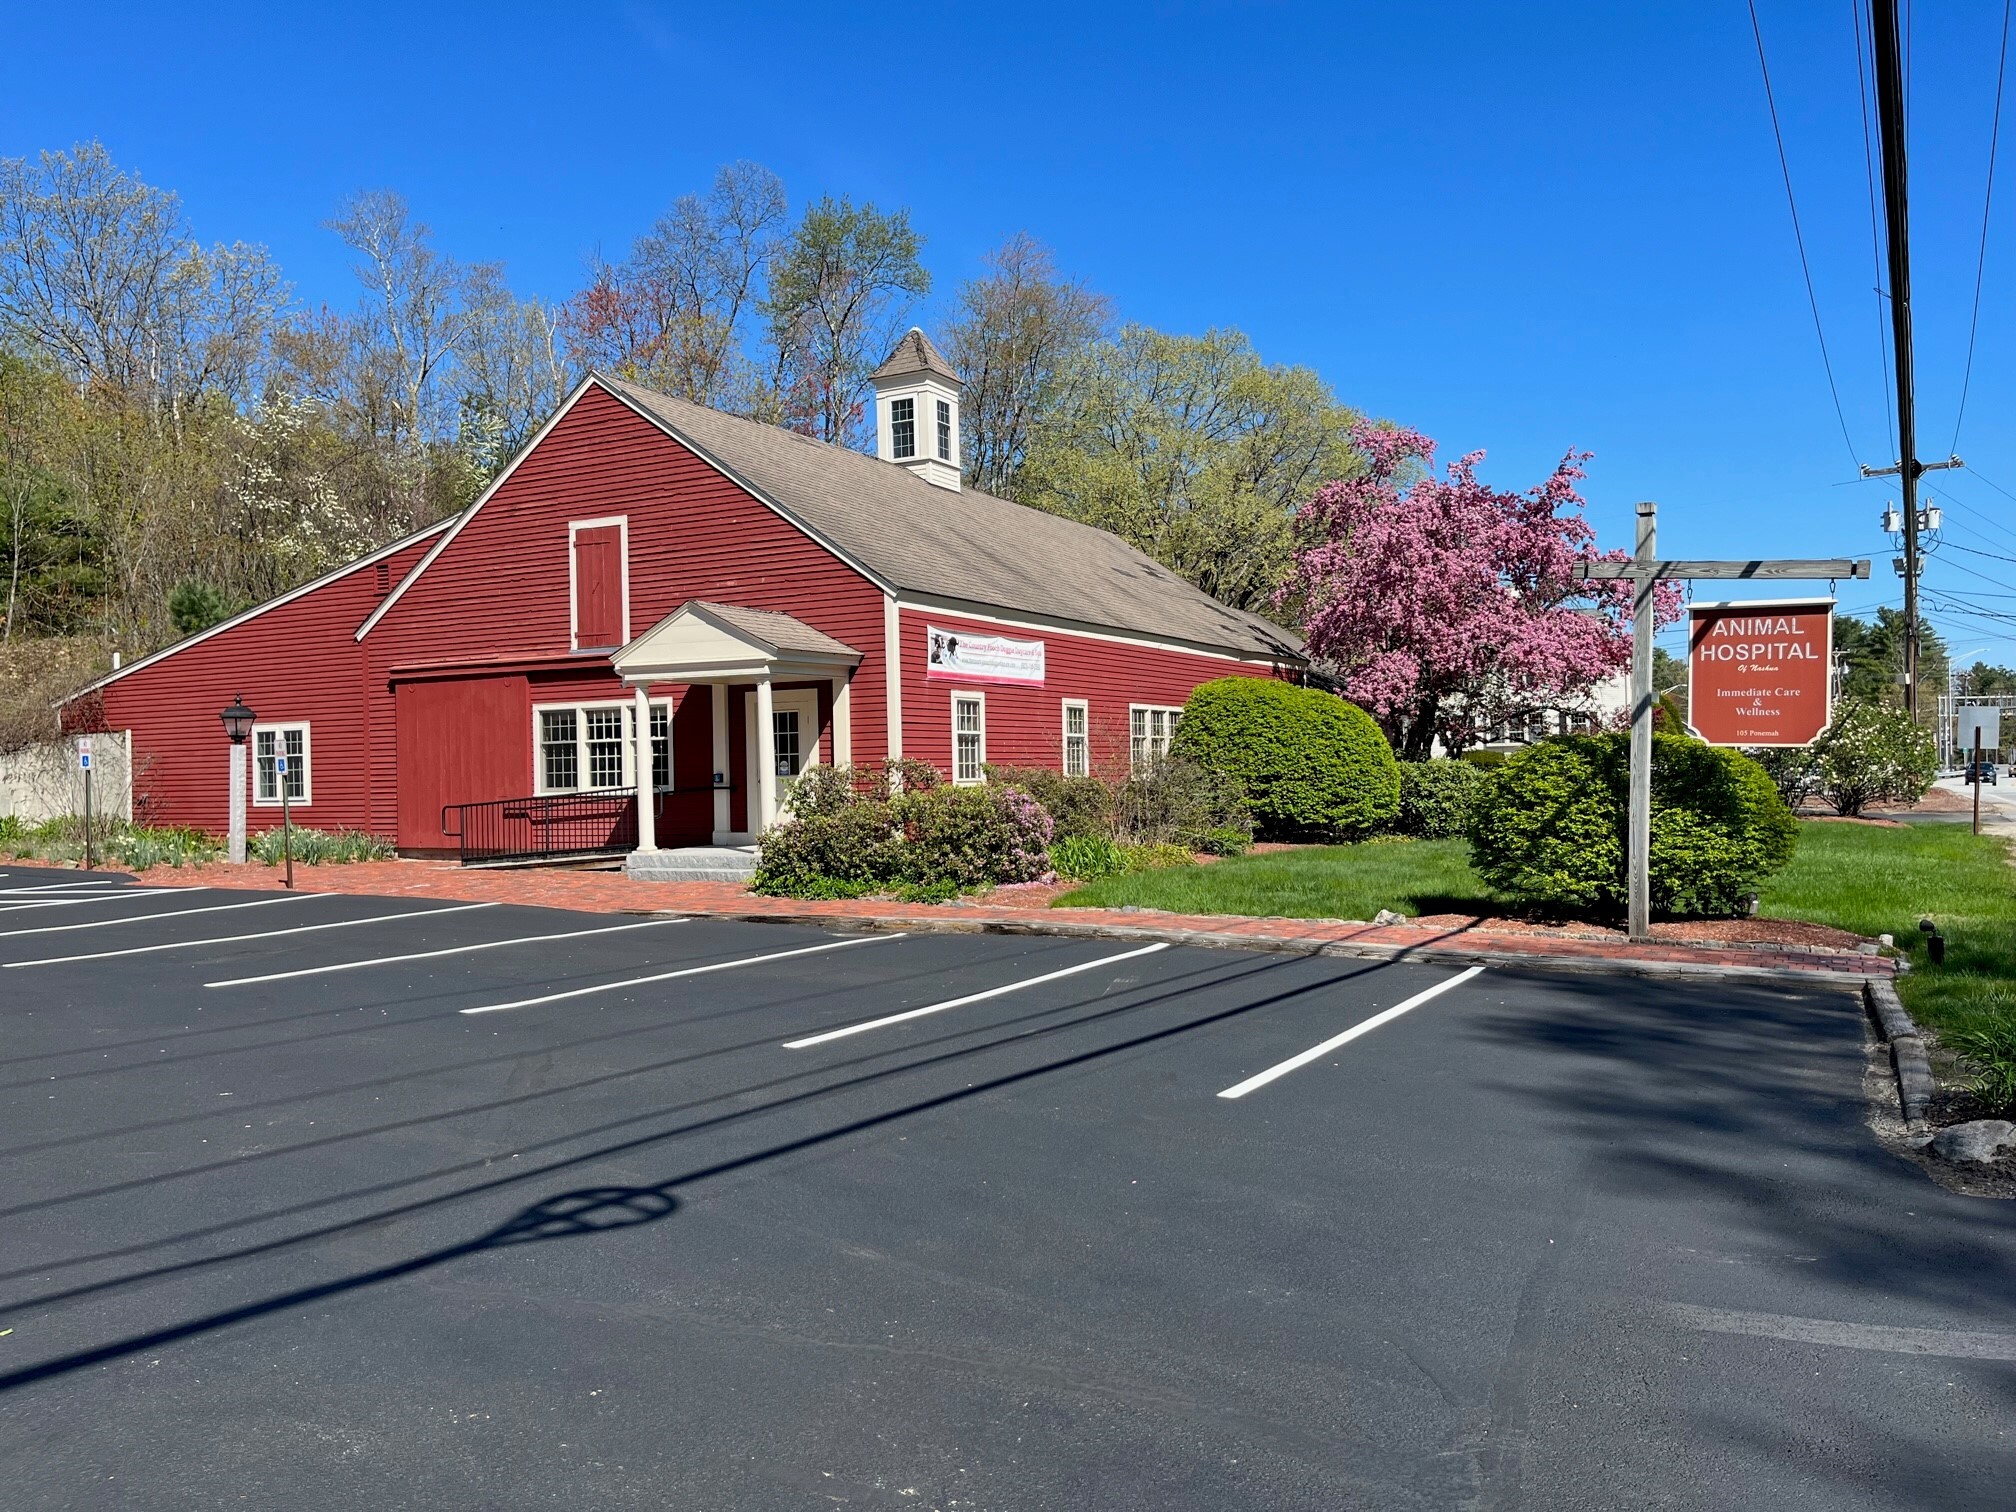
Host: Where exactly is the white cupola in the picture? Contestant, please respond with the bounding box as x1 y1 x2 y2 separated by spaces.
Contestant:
869 328 962 490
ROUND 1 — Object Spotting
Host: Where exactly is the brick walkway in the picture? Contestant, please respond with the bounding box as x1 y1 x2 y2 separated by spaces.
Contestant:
100 857 1897 981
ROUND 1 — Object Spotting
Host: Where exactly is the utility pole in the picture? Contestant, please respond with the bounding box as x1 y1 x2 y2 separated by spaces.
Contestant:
1868 0 1922 715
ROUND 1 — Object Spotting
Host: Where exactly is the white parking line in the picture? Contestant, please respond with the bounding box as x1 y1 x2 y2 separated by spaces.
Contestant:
459 933 904 1015
1216 965 1485 1100
0 893 320 940
2 902 500 968
0 880 124 895
0 888 196 916
206 917 689 987
782 941 1172 1050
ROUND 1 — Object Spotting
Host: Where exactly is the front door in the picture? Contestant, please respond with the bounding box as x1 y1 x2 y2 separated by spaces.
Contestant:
743 687 821 828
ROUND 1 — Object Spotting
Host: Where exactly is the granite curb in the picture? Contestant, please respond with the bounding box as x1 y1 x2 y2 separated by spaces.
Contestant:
1865 977 1935 1134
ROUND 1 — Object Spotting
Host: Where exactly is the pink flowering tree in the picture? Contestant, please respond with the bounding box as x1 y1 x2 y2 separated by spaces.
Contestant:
1284 424 1682 759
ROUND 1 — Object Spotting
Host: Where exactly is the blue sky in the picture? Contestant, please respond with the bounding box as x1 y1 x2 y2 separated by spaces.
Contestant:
6 1 2016 666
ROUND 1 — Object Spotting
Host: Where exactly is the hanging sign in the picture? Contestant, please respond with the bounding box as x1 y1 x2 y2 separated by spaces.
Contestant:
1687 598 1833 747
924 625 1046 686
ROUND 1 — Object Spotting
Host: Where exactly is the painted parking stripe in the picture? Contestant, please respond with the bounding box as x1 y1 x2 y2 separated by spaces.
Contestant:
206 917 689 987
0 888 197 916
0 880 124 894
0 893 320 940
459 933 904 1015
1216 966 1485 1100
2 902 500 968
782 942 1172 1051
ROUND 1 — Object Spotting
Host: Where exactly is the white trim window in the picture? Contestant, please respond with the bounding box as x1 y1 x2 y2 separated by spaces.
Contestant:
935 398 952 461
568 515 631 652
252 723 310 806
1129 705 1182 770
1062 699 1090 778
890 396 916 460
952 692 985 784
535 701 669 793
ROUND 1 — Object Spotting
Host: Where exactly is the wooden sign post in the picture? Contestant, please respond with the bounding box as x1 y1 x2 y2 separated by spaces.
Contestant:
1576 502 1869 942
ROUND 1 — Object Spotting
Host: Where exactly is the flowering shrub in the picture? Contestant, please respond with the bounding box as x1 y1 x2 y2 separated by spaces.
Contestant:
1808 700 1936 817
751 768 1052 896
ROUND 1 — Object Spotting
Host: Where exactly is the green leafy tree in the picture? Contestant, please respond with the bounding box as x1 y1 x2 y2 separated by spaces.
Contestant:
1957 661 2016 696
1835 609 1946 709
762 197 929 447
167 580 236 637
1012 325 1359 615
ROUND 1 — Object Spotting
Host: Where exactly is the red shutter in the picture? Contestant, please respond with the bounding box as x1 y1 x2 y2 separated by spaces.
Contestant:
573 526 622 648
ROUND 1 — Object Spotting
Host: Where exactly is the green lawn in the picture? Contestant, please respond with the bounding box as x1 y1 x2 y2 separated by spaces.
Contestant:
1758 821 2016 1041
1053 838 1492 921
1055 821 2016 1043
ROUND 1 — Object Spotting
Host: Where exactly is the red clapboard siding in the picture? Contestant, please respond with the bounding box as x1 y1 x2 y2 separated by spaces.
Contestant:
572 525 623 648
94 530 442 834
395 675 531 850
895 607 1280 780
368 386 891 802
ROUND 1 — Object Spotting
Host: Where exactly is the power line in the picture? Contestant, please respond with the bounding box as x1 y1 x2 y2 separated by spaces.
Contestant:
1952 0 2014 452
1748 0 1862 467
1854 0 1900 459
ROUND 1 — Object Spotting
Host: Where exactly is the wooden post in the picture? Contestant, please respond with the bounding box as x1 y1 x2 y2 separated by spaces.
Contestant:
1628 502 1656 942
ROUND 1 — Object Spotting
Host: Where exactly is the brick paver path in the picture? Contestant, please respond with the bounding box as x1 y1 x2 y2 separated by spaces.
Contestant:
95 857 1896 980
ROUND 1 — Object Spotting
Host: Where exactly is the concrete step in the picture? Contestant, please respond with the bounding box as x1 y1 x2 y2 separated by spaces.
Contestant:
625 846 760 883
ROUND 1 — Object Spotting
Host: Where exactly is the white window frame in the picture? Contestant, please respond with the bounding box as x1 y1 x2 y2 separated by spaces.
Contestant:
1062 699 1090 778
532 699 670 795
567 515 631 652
890 396 916 460
1129 704 1183 771
935 398 952 461
952 691 986 785
251 722 312 807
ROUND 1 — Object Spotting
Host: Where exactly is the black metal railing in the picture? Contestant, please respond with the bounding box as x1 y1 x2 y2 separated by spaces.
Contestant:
442 789 637 866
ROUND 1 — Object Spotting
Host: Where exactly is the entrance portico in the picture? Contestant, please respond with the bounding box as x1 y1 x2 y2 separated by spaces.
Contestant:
611 601 860 873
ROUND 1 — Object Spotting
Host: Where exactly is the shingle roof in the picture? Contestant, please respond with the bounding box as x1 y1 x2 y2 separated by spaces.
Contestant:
868 327 960 384
603 378 1303 662
685 600 860 658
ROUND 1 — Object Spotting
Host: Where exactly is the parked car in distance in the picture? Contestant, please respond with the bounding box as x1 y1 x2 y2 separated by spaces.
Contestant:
1964 759 1999 785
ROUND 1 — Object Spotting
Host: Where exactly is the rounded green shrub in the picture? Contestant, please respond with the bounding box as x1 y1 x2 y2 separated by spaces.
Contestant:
1396 760 1483 839
1170 678 1400 841
1459 749 1508 769
1465 732 1797 916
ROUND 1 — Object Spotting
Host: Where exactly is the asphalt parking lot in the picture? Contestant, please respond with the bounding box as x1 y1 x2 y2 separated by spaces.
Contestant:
1 863 2012 1510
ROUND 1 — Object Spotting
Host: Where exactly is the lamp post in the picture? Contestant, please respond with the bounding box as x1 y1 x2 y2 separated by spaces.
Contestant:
219 695 254 866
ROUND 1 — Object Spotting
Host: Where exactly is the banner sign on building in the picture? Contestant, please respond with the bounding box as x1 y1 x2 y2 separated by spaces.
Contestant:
924 625 1046 686
1687 598 1833 747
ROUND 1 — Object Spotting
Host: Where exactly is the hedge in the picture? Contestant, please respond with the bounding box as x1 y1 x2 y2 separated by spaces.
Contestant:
1170 678 1399 841
1465 732 1797 915
1396 760 1484 839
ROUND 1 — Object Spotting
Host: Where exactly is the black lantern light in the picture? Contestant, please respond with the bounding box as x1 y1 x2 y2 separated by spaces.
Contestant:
220 694 256 745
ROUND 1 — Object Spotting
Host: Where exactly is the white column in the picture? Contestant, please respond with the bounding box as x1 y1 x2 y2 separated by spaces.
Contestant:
227 742 247 865
632 684 655 853
754 676 778 835
831 673 852 766
882 594 903 760
710 684 731 841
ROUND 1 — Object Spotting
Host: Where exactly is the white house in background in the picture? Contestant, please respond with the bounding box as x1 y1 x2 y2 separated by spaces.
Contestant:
1445 669 1634 756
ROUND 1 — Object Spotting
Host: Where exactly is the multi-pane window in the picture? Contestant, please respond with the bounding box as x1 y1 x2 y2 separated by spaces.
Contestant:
540 709 580 791
953 694 984 784
651 705 671 790
536 703 671 793
890 397 916 459
253 724 309 804
1129 706 1181 770
585 708 627 788
1063 700 1089 778
936 399 952 461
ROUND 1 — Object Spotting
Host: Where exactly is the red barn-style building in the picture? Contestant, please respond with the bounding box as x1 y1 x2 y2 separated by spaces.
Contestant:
71 331 1303 872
